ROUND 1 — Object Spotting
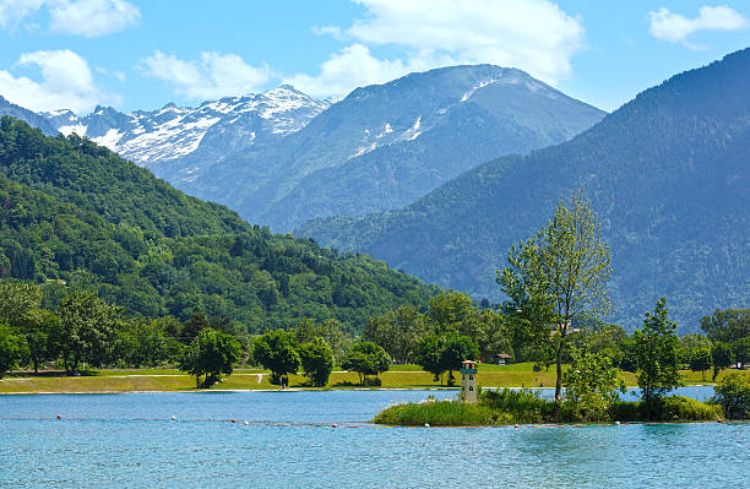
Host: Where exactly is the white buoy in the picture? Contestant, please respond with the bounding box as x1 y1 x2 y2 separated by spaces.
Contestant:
243 421 249 426
170 416 177 421
614 421 621 426
424 423 430 428
514 424 520 429
332 423 338 428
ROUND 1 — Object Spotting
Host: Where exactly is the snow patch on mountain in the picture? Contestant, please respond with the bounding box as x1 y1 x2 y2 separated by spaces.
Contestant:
43 85 328 167
399 116 422 141
58 124 87 137
461 76 503 102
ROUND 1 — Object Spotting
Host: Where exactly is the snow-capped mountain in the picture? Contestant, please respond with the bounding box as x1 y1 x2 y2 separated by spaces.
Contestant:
0 95 59 136
4 66 604 233
156 65 606 231
42 85 329 167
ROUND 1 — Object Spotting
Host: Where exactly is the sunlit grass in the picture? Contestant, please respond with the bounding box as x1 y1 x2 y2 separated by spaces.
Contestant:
0 364 746 394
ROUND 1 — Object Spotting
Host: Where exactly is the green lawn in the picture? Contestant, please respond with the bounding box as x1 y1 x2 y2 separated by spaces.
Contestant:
1 364 746 394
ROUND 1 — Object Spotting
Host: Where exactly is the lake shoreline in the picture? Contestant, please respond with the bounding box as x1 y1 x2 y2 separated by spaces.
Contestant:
0 382 714 396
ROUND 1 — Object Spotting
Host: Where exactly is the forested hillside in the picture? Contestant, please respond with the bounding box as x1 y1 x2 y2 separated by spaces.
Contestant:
0 118 438 332
302 48 750 331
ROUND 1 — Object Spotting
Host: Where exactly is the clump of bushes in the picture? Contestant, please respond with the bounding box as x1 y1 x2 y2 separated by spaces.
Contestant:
611 396 721 422
481 389 551 424
374 400 507 426
713 373 750 419
660 396 722 421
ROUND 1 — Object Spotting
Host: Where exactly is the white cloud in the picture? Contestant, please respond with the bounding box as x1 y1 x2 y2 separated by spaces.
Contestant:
49 0 140 37
0 0 45 29
142 51 272 100
0 0 139 37
289 0 585 98
0 49 118 113
284 44 419 98
649 5 748 48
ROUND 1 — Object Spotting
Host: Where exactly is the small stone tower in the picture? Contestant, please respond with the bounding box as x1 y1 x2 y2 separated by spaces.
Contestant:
460 360 478 403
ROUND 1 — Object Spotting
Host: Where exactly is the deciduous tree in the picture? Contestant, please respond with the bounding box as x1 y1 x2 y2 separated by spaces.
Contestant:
499 194 612 418
341 341 391 385
179 328 241 388
634 298 682 417
252 330 300 385
298 337 334 387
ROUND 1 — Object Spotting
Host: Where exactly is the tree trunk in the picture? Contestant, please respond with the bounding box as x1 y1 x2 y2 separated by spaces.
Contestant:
33 357 39 374
553 340 564 420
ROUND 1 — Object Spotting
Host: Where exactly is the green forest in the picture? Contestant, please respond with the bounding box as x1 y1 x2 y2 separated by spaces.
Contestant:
0 117 438 332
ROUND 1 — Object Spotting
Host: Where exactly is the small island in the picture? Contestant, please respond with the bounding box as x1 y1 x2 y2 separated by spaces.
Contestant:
375 354 749 426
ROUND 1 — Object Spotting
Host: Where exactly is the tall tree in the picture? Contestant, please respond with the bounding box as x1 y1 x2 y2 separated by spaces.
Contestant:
711 342 733 381
364 305 426 364
0 325 27 378
416 334 445 383
298 337 334 387
179 328 241 388
181 310 209 344
55 292 123 373
252 330 300 385
439 333 480 386
341 341 391 385
498 194 612 418
634 298 682 417
21 309 60 373
700 309 750 368
0 282 42 326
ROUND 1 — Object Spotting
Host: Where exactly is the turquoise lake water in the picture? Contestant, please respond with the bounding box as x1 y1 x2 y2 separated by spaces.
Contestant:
1 387 748 488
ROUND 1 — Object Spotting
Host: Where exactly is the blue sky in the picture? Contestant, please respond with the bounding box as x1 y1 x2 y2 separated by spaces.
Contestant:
1 0 749 114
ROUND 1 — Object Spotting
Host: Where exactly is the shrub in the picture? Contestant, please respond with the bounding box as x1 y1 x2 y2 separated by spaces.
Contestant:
563 349 625 422
659 396 722 421
612 396 721 422
480 388 551 424
374 400 507 426
713 373 750 419
611 401 642 422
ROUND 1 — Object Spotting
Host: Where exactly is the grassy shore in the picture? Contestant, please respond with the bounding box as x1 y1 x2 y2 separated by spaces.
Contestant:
1 363 747 394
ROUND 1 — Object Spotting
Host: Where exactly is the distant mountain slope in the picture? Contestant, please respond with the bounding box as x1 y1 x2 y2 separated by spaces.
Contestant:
0 96 58 136
302 48 750 332
0 117 437 331
156 65 604 230
43 85 329 167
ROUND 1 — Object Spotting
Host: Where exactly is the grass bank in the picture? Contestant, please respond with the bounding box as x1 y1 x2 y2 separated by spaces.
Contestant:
1 364 746 394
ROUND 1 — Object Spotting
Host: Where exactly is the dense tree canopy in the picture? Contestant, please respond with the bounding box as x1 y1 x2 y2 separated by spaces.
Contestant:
0 118 438 334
